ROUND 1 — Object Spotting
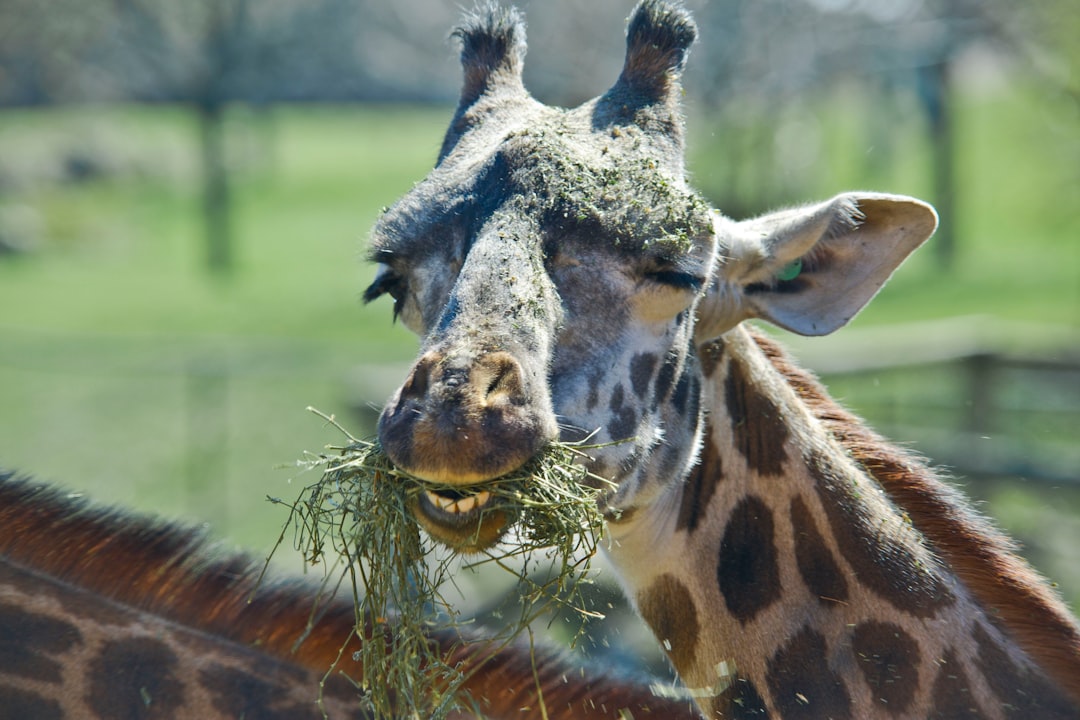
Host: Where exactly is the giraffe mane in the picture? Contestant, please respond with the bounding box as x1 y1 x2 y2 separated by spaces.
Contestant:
0 471 695 719
749 326 1080 704
0 471 360 668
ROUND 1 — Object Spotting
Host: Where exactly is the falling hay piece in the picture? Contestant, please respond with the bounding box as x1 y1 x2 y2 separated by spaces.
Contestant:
266 412 614 719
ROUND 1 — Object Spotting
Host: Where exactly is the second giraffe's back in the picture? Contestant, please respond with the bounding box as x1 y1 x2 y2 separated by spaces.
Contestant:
0 473 698 719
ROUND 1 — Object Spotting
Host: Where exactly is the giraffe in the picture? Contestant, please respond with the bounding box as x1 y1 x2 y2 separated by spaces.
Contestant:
0 471 696 719
364 1 1080 718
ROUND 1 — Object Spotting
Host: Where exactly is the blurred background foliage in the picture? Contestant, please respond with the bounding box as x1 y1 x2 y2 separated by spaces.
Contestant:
0 0 1078 669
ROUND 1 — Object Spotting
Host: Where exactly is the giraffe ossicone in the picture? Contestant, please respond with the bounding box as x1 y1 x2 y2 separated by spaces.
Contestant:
366 0 1080 717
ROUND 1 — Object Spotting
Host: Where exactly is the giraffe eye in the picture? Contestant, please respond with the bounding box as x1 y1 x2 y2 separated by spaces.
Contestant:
644 269 704 292
363 269 409 321
777 258 803 282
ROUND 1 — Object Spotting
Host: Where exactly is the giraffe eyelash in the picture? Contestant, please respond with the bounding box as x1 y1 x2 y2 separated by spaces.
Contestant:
363 270 408 321
644 269 705 292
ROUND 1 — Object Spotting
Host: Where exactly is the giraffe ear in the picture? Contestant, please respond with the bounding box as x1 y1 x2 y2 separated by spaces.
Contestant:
699 193 937 339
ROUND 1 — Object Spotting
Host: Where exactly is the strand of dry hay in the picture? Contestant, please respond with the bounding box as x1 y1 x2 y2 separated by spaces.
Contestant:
263 408 615 719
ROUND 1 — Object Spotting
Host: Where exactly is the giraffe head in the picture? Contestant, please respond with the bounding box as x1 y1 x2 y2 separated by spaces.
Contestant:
365 0 936 551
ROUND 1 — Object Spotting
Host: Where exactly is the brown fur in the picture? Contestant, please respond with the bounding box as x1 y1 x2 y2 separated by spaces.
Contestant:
0 473 698 719
749 327 1080 704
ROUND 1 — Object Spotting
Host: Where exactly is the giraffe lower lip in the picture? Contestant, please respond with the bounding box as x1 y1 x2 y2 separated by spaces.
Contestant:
412 488 515 551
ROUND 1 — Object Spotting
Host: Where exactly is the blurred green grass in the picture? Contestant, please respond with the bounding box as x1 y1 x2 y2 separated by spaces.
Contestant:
689 84 1080 330
0 105 450 554
0 90 1077 597
0 105 447 345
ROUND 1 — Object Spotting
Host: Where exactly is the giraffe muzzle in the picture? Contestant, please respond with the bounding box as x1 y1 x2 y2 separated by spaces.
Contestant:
379 349 553 482
378 348 557 549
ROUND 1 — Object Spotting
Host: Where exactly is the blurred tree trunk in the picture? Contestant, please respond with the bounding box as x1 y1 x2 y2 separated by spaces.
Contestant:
198 99 232 275
185 357 229 528
196 0 244 277
920 59 956 271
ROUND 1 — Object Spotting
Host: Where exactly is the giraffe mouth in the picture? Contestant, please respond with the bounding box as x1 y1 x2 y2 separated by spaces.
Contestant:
423 488 494 516
411 486 516 552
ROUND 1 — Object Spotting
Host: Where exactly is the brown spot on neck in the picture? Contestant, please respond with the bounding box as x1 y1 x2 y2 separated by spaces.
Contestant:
698 338 725 378
807 447 955 618
717 495 781 624
789 495 849 607
724 354 789 476
0 602 83 684
0 686 62 719
636 573 700 676
711 675 769 719
676 428 723 534
929 649 987 720
972 622 1078 718
766 626 852 719
851 621 920 715
200 663 330 719
88 637 184 718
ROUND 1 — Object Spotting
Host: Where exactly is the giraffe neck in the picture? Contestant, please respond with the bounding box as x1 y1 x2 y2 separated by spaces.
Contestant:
0 474 697 720
604 326 1080 719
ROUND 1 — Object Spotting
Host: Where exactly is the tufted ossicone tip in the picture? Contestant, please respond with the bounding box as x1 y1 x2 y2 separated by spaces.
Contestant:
618 0 697 98
452 2 528 109
593 1 698 153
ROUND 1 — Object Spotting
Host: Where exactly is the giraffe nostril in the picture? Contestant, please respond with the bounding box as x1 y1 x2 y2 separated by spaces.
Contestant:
442 366 468 390
397 353 443 403
401 363 430 400
480 352 525 405
486 364 509 396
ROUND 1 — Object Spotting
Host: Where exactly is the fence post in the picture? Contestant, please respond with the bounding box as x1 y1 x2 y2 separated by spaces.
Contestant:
186 357 229 529
964 353 997 436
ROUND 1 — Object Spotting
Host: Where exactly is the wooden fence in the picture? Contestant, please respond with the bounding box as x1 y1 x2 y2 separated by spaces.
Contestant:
783 316 1080 485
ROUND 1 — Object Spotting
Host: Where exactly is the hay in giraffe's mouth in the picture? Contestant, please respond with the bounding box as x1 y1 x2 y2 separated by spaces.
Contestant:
266 409 613 719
